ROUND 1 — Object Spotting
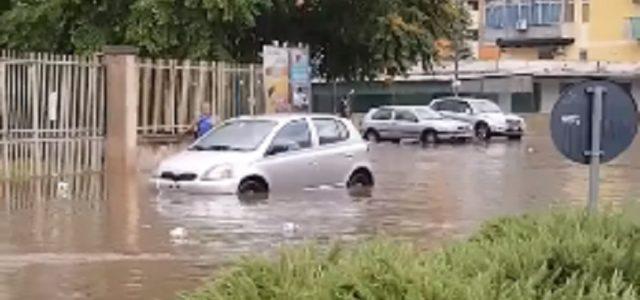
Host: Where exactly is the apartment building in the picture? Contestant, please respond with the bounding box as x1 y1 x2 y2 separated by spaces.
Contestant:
479 0 640 62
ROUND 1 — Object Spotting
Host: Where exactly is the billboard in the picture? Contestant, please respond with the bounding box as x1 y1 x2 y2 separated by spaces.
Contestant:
289 47 312 112
263 45 290 113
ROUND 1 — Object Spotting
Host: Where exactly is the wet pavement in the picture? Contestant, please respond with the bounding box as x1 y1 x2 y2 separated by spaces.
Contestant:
1 115 640 299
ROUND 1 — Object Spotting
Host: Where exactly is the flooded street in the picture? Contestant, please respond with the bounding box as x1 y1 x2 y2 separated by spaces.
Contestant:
1 115 640 300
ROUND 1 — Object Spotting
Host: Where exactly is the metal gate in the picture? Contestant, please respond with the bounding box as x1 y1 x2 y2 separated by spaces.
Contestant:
0 54 106 181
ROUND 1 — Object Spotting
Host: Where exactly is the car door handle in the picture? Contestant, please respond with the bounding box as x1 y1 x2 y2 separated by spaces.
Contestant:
344 153 355 159
309 161 319 166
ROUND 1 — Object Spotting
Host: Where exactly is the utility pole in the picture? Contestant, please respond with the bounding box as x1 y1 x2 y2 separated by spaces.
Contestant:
453 0 464 97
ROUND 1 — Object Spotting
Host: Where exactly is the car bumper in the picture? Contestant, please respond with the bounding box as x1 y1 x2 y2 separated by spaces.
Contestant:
149 178 238 194
438 131 474 140
491 126 524 136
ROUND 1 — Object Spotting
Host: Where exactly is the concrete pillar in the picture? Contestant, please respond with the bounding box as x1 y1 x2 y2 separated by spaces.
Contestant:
498 93 512 113
540 79 560 113
103 46 139 187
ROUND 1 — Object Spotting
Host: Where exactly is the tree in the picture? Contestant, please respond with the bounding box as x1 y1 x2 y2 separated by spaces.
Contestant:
252 0 465 80
0 0 131 53
0 0 466 80
125 0 271 61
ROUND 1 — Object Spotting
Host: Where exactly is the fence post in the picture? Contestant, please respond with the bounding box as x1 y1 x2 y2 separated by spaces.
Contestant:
102 46 139 190
0 62 7 180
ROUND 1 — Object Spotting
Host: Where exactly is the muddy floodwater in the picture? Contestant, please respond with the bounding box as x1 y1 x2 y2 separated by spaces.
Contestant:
1 115 640 299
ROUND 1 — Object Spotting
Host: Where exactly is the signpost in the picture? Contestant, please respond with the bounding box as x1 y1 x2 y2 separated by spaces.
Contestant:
550 80 638 213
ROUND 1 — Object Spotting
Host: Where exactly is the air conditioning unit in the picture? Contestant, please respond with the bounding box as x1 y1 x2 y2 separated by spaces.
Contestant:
516 19 528 31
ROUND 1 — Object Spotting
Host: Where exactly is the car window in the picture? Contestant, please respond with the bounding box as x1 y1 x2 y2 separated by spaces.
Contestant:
431 101 443 111
267 119 312 155
312 118 350 145
435 100 455 112
455 101 472 114
470 101 502 113
415 108 443 119
191 120 277 151
371 109 393 120
394 110 418 122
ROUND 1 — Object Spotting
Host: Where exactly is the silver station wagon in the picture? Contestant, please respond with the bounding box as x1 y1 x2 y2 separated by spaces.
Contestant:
361 106 473 144
151 114 374 197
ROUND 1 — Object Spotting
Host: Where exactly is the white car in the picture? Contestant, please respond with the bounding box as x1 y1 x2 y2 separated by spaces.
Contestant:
361 106 473 144
151 114 374 197
430 97 526 140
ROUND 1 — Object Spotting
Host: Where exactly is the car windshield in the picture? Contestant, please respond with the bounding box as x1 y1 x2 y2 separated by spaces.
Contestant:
190 120 277 151
415 108 443 119
471 101 502 113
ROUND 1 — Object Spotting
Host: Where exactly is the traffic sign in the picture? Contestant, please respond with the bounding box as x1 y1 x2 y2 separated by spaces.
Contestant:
550 80 638 212
551 80 637 164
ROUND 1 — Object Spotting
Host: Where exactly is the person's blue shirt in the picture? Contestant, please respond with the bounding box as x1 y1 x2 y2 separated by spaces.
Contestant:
196 115 214 138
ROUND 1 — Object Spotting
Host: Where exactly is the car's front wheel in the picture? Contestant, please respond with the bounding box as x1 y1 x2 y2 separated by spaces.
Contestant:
420 130 438 146
364 129 380 143
475 123 491 141
238 177 269 200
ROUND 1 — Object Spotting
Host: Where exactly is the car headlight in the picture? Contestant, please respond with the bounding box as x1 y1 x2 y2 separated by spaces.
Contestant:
202 164 234 181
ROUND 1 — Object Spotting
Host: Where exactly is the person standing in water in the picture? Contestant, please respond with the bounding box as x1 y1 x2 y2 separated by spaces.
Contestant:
192 103 218 139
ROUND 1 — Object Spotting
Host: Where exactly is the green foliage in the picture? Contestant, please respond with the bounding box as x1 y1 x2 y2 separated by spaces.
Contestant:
182 211 640 300
0 0 465 80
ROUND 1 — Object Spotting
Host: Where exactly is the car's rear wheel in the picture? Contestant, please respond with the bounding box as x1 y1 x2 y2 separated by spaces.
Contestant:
347 169 374 189
420 130 438 146
364 130 380 143
475 123 491 141
238 178 269 201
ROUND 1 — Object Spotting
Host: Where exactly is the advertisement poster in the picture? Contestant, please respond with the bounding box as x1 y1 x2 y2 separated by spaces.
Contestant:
263 46 290 113
289 47 312 112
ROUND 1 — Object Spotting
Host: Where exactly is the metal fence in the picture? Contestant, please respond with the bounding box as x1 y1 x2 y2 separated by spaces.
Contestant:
137 59 265 136
0 50 265 181
0 51 105 181
1 174 104 211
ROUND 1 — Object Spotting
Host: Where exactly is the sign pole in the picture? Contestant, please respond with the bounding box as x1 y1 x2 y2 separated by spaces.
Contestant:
587 86 605 214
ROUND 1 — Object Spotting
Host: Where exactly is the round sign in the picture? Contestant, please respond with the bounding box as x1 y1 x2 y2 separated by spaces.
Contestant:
550 80 638 164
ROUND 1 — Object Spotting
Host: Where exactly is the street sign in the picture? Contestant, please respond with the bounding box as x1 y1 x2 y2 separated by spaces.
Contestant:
551 80 637 164
550 80 638 212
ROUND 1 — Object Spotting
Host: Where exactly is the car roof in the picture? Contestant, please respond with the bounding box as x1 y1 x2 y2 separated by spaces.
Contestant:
235 113 343 123
433 97 493 103
378 105 432 110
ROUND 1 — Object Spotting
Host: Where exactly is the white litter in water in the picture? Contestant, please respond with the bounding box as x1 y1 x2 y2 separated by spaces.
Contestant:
282 222 300 235
527 147 535 153
56 182 70 199
169 227 187 239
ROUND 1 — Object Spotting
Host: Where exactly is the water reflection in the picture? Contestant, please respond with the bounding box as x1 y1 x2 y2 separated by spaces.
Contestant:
0 116 639 299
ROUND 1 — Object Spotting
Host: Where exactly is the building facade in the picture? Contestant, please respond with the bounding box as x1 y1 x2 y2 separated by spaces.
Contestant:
479 0 640 62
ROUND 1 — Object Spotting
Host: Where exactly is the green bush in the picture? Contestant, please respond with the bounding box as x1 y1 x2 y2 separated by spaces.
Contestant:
182 212 640 300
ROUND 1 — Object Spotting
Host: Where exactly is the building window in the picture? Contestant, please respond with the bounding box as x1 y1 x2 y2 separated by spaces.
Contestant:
485 0 562 29
465 29 479 40
582 0 590 23
538 47 555 59
564 0 574 23
579 49 588 61
467 0 479 11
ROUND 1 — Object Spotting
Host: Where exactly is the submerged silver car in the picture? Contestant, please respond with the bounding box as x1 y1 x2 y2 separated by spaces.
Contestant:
361 106 473 144
151 114 374 197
